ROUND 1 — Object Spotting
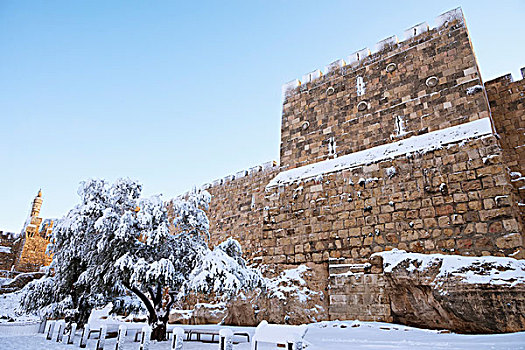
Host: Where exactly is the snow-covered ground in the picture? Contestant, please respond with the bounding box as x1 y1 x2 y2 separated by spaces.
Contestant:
0 291 40 324
1 321 524 350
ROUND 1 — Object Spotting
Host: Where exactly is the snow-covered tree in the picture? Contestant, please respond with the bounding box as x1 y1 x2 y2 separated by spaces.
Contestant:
21 178 263 340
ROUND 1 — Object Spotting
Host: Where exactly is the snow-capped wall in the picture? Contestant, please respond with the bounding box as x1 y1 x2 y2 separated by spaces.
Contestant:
268 118 493 188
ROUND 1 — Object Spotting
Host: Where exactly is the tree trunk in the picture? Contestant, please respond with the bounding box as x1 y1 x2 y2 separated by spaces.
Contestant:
150 320 168 341
124 282 173 341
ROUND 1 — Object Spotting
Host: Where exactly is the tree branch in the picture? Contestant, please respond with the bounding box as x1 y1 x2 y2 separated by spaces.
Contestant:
155 283 162 307
123 281 157 324
148 287 155 302
160 292 177 323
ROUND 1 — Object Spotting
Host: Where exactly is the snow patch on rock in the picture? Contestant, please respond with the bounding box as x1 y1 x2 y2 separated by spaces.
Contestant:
374 249 525 287
267 265 321 303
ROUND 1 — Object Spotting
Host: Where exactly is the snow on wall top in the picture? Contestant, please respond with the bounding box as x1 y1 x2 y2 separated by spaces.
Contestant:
373 249 525 288
176 160 279 200
282 7 465 99
204 160 278 190
267 118 493 188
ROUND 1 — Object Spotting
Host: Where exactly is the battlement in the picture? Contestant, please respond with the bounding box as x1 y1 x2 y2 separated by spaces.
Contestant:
174 160 280 202
485 67 525 86
281 8 465 99
200 160 279 191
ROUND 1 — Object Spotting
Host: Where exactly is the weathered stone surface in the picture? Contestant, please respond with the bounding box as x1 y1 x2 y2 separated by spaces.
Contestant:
168 310 192 325
224 263 328 326
192 303 227 325
383 260 525 333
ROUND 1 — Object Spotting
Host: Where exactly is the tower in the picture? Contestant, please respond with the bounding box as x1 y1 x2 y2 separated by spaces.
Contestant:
30 189 43 218
16 189 53 272
25 190 44 238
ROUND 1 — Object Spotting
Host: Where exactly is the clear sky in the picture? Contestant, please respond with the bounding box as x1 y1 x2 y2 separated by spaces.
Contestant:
1 0 524 232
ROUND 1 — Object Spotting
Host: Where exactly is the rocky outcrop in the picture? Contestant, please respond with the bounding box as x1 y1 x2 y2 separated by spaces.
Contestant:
223 262 328 326
375 250 525 333
193 303 227 324
169 263 328 326
0 272 44 294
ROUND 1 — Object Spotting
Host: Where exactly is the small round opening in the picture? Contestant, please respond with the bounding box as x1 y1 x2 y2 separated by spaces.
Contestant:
326 86 335 96
386 63 397 73
302 121 310 130
426 76 438 87
357 101 368 112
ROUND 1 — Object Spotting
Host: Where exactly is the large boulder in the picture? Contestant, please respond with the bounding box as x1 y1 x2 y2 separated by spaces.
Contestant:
224 262 328 326
193 303 227 324
374 250 525 333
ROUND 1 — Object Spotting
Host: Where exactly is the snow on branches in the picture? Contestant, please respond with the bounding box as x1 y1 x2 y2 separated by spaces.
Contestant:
185 238 263 297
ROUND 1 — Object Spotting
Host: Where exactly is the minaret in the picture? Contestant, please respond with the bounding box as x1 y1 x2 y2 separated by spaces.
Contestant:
30 189 43 217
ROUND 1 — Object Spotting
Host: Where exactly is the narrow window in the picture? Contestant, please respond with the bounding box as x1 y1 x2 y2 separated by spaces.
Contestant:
393 115 408 137
328 137 337 157
356 76 366 96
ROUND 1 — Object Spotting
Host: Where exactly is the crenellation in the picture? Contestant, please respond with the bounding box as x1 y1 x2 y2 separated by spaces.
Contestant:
347 47 372 66
434 7 464 28
280 14 486 170
375 35 398 53
282 8 467 103
403 22 429 40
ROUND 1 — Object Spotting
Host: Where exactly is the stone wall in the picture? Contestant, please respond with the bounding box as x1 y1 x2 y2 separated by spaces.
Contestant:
328 257 391 322
485 72 525 222
0 231 23 273
183 161 280 261
263 134 523 265
168 8 525 329
280 9 489 170
15 235 52 273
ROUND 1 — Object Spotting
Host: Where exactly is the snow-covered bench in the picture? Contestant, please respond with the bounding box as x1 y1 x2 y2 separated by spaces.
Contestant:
84 304 146 340
185 328 250 343
251 321 307 350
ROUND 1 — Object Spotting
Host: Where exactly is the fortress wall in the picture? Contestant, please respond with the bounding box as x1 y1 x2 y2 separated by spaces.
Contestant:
485 72 525 222
202 162 280 261
280 9 490 170
262 134 523 266
170 8 524 326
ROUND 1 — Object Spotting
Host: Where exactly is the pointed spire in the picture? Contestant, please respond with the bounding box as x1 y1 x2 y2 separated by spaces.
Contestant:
37 189 42 197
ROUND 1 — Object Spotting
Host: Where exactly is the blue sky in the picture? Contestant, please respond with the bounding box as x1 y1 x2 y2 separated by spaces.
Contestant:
1 0 524 232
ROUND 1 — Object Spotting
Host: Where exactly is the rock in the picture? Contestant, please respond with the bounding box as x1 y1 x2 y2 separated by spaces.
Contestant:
0 272 44 294
223 262 328 326
496 233 522 249
168 310 192 325
382 254 525 333
192 303 227 324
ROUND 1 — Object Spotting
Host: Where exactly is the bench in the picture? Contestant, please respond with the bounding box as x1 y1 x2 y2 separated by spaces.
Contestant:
185 329 250 343
251 321 307 350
